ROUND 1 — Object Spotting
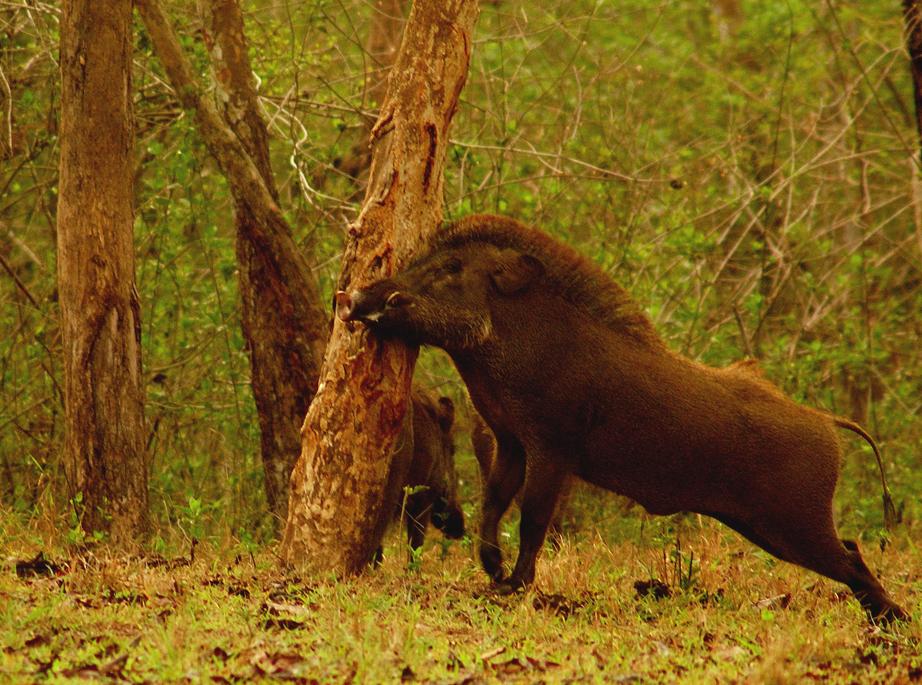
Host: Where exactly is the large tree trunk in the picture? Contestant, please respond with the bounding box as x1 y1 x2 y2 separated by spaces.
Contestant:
200 0 327 524
281 0 478 574
137 0 330 525
57 0 149 544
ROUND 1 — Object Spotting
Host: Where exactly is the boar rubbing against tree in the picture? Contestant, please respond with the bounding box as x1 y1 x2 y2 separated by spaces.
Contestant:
337 214 907 623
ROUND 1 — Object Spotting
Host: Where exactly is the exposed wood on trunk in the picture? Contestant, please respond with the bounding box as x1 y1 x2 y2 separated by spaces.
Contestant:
57 0 149 543
281 0 479 574
199 0 327 523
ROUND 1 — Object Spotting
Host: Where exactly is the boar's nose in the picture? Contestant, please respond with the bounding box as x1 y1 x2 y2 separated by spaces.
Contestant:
335 290 356 321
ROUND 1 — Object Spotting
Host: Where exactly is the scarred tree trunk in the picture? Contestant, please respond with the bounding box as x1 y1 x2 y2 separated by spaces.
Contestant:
200 0 327 523
137 0 330 525
57 0 149 543
281 0 478 574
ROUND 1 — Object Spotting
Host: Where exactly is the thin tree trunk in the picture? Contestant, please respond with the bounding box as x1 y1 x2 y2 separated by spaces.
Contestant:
136 0 326 330
137 0 330 524
337 0 406 186
281 0 478 574
903 0 922 167
902 0 922 260
199 0 327 523
57 0 149 544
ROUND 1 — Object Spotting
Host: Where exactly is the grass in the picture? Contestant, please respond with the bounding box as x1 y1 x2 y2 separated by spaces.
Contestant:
1 505 920 684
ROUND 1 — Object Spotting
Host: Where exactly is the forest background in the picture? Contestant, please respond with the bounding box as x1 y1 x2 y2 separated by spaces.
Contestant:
2 0 922 682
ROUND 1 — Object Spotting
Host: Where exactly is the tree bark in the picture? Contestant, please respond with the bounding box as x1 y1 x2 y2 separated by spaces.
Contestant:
199 0 328 523
281 0 478 574
137 0 330 524
57 0 149 544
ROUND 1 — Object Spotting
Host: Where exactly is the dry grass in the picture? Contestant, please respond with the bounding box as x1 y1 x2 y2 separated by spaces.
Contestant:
1 508 919 684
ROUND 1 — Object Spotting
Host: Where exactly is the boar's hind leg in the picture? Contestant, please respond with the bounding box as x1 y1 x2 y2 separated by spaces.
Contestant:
765 515 906 622
719 512 907 622
479 436 526 583
500 458 568 593
835 539 907 623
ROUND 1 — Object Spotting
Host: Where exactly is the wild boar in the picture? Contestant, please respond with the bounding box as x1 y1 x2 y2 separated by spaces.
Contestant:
376 388 465 561
336 214 906 622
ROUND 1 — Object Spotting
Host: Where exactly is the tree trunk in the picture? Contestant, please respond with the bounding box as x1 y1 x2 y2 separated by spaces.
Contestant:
57 0 149 544
137 0 330 525
902 0 922 261
337 0 407 186
281 0 478 574
199 0 328 524
903 0 922 167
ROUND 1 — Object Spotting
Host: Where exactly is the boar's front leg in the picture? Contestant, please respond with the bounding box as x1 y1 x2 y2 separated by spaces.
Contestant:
404 491 433 551
499 456 566 593
479 435 526 582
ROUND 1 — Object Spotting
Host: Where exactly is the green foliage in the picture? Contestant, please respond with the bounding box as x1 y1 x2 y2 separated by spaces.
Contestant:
1 0 920 544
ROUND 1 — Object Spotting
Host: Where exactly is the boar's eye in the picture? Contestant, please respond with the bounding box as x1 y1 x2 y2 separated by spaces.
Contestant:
385 291 412 309
444 257 462 274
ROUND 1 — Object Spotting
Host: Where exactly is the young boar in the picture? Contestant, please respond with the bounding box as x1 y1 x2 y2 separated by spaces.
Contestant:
377 388 465 559
337 215 906 621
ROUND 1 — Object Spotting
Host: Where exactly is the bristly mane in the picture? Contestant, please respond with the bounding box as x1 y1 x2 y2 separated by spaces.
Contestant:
430 214 664 346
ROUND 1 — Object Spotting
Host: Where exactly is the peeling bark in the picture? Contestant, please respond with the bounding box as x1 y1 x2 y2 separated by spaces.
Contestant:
57 0 149 544
281 0 478 574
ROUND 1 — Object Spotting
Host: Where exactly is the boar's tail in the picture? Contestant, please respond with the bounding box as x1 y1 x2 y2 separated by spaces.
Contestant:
833 416 898 530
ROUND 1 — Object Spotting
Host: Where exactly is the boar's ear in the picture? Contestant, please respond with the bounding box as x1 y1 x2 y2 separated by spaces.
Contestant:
436 396 455 432
490 252 544 295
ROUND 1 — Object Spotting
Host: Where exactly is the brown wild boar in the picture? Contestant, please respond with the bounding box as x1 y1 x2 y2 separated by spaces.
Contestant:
336 214 906 621
375 388 465 561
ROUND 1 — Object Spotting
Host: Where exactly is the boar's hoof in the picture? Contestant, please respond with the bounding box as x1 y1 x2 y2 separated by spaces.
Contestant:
872 601 910 625
480 546 504 582
495 578 528 596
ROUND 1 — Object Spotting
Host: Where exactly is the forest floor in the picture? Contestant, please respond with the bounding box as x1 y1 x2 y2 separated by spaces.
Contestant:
1 511 920 684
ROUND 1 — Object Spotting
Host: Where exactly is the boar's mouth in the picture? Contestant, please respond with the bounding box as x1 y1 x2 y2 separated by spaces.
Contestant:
336 289 380 324
335 285 419 339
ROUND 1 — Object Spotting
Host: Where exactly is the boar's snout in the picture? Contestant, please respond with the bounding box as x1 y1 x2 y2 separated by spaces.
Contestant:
335 290 357 321
335 284 412 326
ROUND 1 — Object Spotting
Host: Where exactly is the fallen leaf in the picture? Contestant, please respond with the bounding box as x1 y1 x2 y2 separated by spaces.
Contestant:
532 591 587 618
755 593 791 610
262 617 305 630
478 646 505 662
15 552 62 578
24 634 50 649
633 579 671 600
